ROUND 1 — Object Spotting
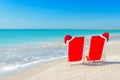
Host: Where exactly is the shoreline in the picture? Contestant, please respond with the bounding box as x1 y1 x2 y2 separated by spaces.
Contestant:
0 58 66 80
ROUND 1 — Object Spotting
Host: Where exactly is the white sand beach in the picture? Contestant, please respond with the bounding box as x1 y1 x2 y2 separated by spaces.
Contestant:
1 41 120 80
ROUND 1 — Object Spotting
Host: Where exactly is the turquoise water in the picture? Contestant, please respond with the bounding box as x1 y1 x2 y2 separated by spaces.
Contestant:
0 29 120 77
0 29 120 45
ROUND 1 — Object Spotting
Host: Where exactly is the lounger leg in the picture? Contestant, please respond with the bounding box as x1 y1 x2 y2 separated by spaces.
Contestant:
83 53 86 64
83 57 85 64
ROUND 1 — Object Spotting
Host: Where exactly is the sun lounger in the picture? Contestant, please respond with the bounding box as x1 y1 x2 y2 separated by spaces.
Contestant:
86 32 109 62
64 35 85 62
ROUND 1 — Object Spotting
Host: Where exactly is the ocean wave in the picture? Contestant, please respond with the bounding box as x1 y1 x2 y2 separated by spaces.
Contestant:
0 55 67 78
0 41 67 77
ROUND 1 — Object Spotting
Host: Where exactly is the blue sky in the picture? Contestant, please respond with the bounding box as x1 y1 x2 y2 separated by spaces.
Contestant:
0 0 120 29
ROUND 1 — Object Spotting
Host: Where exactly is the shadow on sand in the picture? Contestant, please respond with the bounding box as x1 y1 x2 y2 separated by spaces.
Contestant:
83 61 120 66
69 61 120 67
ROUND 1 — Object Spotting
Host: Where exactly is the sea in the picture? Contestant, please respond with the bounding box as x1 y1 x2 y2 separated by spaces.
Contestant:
0 29 120 77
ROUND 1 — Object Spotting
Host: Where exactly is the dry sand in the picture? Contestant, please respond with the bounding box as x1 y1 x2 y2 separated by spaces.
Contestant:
1 41 120 80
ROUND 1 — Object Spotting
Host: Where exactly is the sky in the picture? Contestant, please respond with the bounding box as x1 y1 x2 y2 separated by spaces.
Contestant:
0 0 120 29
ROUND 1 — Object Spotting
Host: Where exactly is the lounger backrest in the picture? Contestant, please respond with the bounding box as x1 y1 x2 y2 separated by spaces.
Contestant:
68 37 84 62
88 36 105 61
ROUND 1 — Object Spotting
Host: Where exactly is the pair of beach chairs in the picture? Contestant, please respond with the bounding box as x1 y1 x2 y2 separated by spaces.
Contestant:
64 32 109 63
